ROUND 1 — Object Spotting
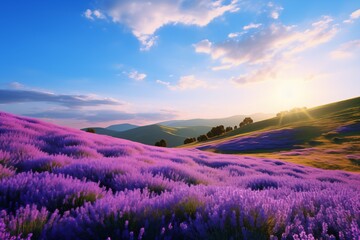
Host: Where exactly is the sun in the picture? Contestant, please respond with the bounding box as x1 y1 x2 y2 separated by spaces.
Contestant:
274 78 307 110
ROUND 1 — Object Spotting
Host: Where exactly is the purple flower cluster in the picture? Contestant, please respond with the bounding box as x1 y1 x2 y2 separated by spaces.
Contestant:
0 111 359 239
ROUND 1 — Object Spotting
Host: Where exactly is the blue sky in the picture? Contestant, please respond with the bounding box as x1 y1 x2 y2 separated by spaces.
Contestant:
0 0 359 128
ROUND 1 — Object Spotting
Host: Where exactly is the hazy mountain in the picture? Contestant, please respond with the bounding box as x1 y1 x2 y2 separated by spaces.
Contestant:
106 123 138 132
159 113 274 127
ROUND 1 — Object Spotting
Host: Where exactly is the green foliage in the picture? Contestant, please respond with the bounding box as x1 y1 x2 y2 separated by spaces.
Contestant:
206 125 226 139
206 131 215 138
226 126 233 132
197 135 208 142
184 137 196 144
155 139 167 147
86 128 96 133
239 117 253 128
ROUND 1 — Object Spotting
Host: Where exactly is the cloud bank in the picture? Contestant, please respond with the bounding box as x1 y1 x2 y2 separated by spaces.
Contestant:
84 0 239 50
195 16 338 84
0 89 122 107
0 87 177 124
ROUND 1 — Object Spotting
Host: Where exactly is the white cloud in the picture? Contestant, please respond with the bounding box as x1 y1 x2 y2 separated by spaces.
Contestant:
156 80 170 86
128 71 147 81
157 75 207 90
267 2 283 19
194 39 212 54
344 8 360 23
330 40 360 59
231 64 278 85
86 0 239 50
271 11 279 19
211 64 233 71
195 16 338 70
243 23 262 30
170 75 208 90
228 32 239 38
83 9 106 20
228 23 261 38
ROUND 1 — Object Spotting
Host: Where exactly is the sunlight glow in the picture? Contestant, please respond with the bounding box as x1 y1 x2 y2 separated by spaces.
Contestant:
274 78 307 110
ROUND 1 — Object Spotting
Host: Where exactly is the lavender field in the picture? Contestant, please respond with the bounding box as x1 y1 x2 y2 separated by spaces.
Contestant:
0 111 359 240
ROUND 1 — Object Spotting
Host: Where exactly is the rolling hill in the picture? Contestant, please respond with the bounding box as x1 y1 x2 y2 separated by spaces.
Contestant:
159 113 273 127
82 125 212 147
185 96 360 171
106 123 138 132
82 113 273 147
81 127 120 137
0 111 359 239
114 125 212 147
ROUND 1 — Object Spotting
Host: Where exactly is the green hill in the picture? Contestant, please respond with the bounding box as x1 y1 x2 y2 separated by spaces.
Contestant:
184 96 360 172
82 125 212 147
81 127 120 137
115 125 211 147
106 123 138 132
159 113 273 127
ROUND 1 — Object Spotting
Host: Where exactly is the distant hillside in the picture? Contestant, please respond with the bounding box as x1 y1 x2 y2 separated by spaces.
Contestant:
106 123 138 132
82 113 273 146
159 113 273 127
81 127 120 137
186 96 360 172
82 125 212 147
115 125 212 147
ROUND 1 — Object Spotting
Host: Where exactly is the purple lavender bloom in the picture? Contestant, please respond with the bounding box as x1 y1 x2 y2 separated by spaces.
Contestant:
0 111 359 239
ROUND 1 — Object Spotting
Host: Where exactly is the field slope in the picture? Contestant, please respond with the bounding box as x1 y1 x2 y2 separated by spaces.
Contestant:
0 111 359 239
188 97 360 172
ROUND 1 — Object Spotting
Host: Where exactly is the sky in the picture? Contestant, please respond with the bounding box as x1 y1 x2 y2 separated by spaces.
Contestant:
0 0 359 128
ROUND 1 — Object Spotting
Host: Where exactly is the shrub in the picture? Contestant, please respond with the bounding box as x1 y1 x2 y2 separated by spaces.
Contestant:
239 117 253 128
155 139 167 147
86 128 95 133
206 125 226 139
184 138 196 144
225 126 233 132
206 131 215 138
197 135 208 142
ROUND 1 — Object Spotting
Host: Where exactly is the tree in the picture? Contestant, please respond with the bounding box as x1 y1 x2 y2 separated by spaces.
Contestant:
239 117 253 128
206 131 215 138
197 134 208 142
243 117 253 125
184 137 196 144
86 128 95 133
225 126 233 132
234 125 238 130
155 139 167 147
